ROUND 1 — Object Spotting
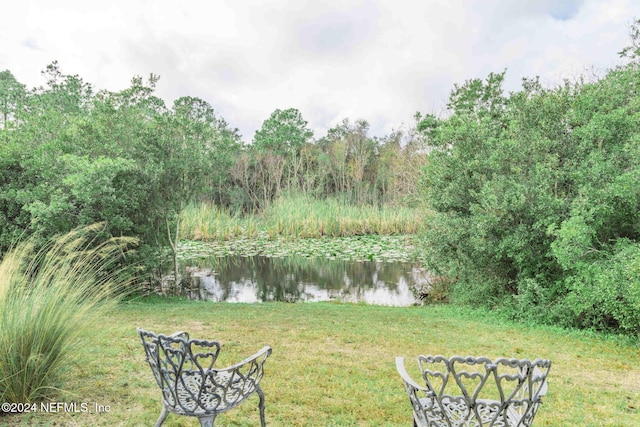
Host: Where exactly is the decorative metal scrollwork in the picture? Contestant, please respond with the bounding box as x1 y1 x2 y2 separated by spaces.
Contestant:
138 328 272 427
396 354 551 427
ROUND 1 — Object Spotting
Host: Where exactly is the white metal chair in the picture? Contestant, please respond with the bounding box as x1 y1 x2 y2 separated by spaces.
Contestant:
396 355 551 427
138 328 272 427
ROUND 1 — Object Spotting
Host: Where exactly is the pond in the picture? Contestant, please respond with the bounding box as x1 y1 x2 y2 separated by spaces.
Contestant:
178 255 430 306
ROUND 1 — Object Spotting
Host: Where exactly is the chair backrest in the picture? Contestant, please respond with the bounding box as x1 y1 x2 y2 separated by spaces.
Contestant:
398 355 551 427
138 328 223 414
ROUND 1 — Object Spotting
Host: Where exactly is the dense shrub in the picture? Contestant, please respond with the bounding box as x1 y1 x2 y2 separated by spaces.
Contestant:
0 66 241 270
418 57 640 334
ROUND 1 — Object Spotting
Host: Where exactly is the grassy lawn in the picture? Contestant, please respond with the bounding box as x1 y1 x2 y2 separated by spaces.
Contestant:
2 298 639 426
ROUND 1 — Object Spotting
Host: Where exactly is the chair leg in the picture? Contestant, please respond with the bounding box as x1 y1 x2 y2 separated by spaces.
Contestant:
257 386 267 427
198 415 216 427
154 406 169 427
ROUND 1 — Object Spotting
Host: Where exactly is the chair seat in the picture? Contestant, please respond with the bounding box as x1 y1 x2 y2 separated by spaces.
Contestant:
417 396 525 426
167 370 259 415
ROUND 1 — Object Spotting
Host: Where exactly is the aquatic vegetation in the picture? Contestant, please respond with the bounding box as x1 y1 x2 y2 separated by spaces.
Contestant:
176 234 419 264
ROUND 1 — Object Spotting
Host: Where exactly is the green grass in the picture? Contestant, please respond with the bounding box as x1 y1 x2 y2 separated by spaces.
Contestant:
2 299 638 426
180 194 426 241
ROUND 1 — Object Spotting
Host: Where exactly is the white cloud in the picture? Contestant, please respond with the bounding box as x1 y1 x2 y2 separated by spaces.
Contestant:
1 0 638 142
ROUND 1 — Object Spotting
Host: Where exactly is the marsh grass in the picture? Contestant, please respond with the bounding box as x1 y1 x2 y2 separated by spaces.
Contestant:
179 202 259 241
0 225 135 404
180 194 426 241
263 194 425 238
3 299 638 426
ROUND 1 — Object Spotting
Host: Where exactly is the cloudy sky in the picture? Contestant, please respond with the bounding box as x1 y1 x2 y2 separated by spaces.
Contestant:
1 0 638 142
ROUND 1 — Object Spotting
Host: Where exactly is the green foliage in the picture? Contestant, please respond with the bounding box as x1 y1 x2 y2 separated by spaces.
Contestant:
229 113 425 211
253 107 313 155
319 118 379 204
0 70 26 138
21 155 145 238
555 237 640 331
419 56 640 335
0 225 135 403
0 64 241 263
0 61 424 293
6 52 640 337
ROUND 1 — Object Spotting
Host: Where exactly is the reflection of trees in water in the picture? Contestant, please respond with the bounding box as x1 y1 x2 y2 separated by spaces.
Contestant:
183 255 418 303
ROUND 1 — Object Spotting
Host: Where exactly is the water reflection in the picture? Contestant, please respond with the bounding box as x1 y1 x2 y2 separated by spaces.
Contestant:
181 255 429 306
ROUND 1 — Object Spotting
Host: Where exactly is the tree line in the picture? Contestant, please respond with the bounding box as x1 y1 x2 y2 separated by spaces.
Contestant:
0 62 426 256
2 22 640 336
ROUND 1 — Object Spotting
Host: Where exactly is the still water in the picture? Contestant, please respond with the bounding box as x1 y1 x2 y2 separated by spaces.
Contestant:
180 255 429 306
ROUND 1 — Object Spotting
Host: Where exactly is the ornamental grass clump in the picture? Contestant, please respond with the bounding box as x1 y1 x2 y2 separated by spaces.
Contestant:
0 225 135 403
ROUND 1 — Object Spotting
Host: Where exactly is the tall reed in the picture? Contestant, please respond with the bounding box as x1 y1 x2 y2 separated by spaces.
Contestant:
181 195 426 241
180 202 259 241
0 225 135 403
262 194 426 237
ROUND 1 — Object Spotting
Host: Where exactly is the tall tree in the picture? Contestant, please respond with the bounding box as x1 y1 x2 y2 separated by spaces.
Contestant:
147 96 240 292
376 127 427 206
321 118 377 203
253 108 313 155
253 108 314 196
0 70 26 139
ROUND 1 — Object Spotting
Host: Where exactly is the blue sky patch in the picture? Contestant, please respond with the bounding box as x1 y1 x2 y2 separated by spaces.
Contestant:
549 0 584 21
